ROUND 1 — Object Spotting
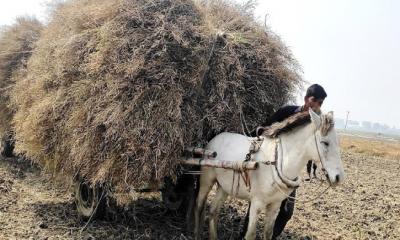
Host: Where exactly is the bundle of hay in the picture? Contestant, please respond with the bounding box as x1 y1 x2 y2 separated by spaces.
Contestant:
0 17 42 137
12 0 303 192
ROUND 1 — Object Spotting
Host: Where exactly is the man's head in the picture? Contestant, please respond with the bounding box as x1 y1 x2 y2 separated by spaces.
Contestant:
303 84 327 112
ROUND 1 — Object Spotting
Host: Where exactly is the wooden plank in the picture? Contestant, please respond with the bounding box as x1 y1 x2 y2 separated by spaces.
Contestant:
181 158 258 171
184 147 217 159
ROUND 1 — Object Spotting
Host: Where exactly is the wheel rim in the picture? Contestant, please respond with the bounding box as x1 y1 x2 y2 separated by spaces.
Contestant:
162 190 183 211
75 181 98 218
80 183 94 208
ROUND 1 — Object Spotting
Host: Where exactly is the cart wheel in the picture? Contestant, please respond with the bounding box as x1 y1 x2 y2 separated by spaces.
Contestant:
0 133 14 157
161 174 198 233
74 179 107 220
161 178 184 211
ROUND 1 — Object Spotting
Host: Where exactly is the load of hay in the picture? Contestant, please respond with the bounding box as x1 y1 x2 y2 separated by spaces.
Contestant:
11 0 303 192
0 17 42 137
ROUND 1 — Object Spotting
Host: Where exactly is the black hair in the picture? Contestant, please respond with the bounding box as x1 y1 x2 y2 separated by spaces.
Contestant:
305 84 327 100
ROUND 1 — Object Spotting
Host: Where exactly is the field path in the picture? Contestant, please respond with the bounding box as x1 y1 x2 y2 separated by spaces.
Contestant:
0 151 399 240
284 152 400 240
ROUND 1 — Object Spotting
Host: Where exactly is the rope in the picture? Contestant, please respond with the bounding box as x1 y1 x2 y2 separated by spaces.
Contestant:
191 33 221 126
270 131 332 204
201 33 218 85
234 161 244 171
239 107 252 137
244 140 331 204
274 138 301 188
230 170 240 197
272 168 331 204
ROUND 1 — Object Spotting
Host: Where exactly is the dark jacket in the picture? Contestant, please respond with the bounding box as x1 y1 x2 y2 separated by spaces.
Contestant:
250 105 301 137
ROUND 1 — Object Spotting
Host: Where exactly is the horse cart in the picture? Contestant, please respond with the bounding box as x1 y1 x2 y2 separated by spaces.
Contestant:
73 146 258 223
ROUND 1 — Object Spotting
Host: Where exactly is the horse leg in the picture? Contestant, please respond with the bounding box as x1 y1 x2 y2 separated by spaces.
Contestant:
194 171 215 240
244 200 264 240
312 162 318 179
306 160 312 180
208 186 227 240
263 202 282 240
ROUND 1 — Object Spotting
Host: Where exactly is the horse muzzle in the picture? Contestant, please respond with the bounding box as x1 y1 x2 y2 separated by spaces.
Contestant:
325 172 344 187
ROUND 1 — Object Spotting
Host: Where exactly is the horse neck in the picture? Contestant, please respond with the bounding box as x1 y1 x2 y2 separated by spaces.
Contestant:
279 123 316 180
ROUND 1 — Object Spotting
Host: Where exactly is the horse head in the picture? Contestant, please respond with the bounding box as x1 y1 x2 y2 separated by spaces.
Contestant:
309 109 345 186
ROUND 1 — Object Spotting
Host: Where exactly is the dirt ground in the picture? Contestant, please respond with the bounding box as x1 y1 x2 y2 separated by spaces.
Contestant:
1 143 399 239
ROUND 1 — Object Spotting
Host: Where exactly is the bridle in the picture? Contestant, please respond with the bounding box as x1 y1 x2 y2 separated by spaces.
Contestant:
239 107 330 186
270 128 333 203
313 131 330 182
238 111 335 202
240 126 333 203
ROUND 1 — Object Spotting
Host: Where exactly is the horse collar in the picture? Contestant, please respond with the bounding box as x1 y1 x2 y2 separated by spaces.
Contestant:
273 138 301 189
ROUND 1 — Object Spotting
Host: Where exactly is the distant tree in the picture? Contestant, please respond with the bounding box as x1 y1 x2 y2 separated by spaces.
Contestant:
335 118 345 129
362 121 372 130
348 120 360 128
382 124 390 131
373 123 383 131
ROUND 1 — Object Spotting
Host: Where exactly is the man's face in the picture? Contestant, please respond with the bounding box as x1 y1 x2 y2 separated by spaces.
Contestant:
304 96 324 112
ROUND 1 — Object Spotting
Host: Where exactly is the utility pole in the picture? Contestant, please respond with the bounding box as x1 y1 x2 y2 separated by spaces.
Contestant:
344 111 350 130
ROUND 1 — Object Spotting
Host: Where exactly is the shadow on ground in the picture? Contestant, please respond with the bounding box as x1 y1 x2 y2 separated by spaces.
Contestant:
30 196 260 240
2 156 355 240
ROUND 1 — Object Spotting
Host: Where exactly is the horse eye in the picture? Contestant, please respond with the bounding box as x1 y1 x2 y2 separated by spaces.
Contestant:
321 141 329 147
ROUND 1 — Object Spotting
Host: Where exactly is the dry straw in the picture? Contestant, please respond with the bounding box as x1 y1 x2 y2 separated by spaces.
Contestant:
10 0 303 194
0 17 42 136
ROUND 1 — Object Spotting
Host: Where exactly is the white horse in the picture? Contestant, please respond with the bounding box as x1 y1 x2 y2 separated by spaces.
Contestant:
194 109 345 240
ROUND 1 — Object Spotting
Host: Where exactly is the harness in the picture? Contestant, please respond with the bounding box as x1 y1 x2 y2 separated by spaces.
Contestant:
272 131 332 203
232 131 328 197
243 137 268 190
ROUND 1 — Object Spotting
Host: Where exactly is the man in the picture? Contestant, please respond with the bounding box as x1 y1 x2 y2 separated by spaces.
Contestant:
242 84 327 239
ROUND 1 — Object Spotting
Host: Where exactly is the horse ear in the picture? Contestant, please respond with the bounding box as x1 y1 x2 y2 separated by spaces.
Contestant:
309 108 322 129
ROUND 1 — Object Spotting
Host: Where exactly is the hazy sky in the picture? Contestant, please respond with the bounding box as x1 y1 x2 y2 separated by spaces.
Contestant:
252 0 400 128
1 0 399 127
0 0 47 24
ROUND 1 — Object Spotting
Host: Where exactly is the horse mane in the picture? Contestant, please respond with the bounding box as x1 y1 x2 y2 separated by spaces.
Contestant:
262 111 311 138
261 111 335 138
